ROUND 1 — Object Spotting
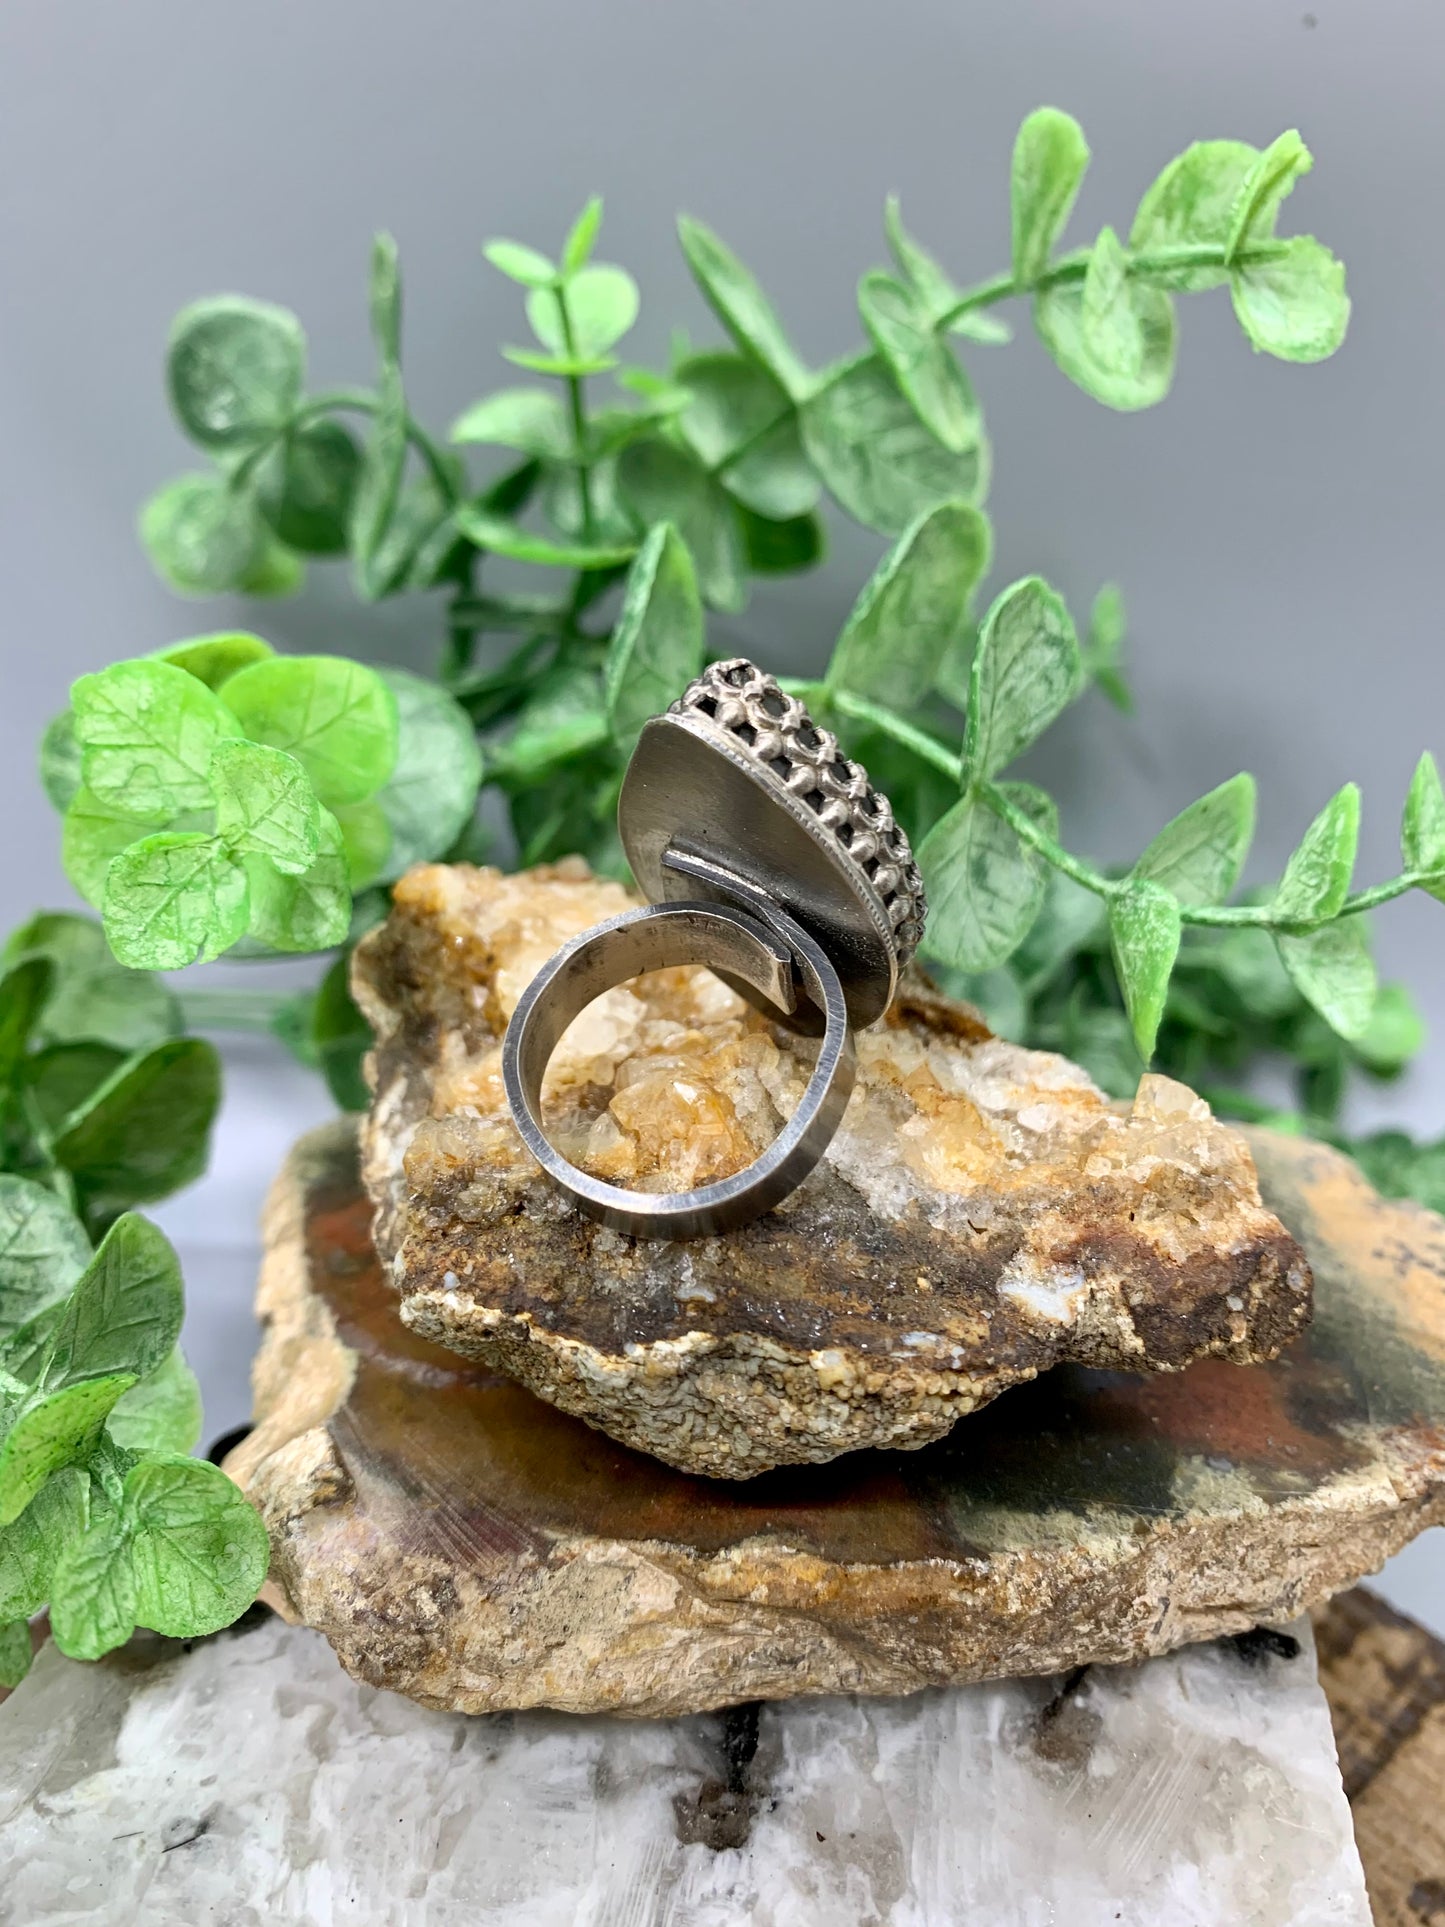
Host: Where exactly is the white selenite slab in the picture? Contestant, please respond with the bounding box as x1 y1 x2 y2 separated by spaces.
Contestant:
0 1611 1367 1926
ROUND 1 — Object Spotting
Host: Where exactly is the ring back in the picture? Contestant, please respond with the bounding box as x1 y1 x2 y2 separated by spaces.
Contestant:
618 660 927 1030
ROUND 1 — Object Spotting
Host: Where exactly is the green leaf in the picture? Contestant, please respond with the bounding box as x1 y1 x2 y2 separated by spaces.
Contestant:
1011 107 1090 288
453 504 636 571
369 231 402 364
72 657 240 821
139 474 272 598
1034 265 1176 411
483 238 557 287
1129 140 1261 290
49 1510 136 1660
857 273 981 455
501 346 618 378
237 539 305 599
1226 130 1313 260
676 216 810 399
309 953 373 1112
332 800 390 888
883 195 962 326
799 352 988 536
1134 774 1256 907
221 655 398 810
153 631 275 691
210 739 320 875
1403 751 1445 890
0 1617 31 1688
255 420 361 555
0 957 51 1084
675 352 819 519
964 576 1081 782
25 1043 127 1137
5 911 177 1055
1351 982 1425 1078
917 791 1044 971
1274 784 1360 923
350 365 408 594
40 710 82 812
604 524 705 755
51 1039 221 1214
102 833 249 970
1231 236 1349 362
0 1375 137 1526
106 1347 203 1456
737 506 825 575
364 473 463 599
449 387 571 458
614 437 746 612
244 810 351 952
372 669 484 882
493 668 610 785
1276 918 1377 1040
36 1211 183 1392
0 1466 88 1622
124 1455 269 1638
166 296 305 452
529 265 640 359
829 501 991 710
561 197 604 276
1109 878 1182 1061
1083 583 1131 711
61 788 201 915
0 1178 90 1345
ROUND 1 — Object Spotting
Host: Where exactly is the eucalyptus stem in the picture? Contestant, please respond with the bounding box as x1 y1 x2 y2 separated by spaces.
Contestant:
552 288 596 541
936 239 1291 330
177 987 291 1032
294 389 458 502
807 682 1426 936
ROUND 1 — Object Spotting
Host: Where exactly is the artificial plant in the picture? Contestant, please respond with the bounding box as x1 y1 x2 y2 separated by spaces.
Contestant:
6 107 1441 1680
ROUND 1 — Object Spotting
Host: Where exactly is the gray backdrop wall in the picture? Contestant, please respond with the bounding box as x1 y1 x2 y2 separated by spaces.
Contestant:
1 0 1443 1626
3 0 1441 1131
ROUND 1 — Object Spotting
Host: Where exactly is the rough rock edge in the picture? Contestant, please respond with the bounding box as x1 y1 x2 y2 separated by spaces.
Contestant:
228 1123 1444 1720
350 864 1312 1477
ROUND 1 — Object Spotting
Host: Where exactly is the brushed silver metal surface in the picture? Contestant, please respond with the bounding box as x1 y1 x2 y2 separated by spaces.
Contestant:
503 657 924 1236
502 898 854 1239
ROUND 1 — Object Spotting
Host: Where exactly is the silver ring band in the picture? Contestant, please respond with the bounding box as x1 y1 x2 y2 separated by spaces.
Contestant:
501 897 855 1240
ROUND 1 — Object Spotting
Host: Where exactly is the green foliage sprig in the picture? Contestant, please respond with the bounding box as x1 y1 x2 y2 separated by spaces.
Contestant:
0 914 266 1687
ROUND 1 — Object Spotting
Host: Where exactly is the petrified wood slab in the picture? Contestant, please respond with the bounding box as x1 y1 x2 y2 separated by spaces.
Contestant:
352 862 1311 1477
227 1118 1445 1718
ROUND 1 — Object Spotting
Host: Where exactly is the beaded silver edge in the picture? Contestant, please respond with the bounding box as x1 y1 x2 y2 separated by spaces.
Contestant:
669 658 928 968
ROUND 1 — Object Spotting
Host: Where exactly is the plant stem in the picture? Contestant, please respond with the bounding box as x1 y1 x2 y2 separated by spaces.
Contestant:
807 683 1426 934
295 389 458 502
935 239 1291 330
552 290 596 542
178 988 292 1032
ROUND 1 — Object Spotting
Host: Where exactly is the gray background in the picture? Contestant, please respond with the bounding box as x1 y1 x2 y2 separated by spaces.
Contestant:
1 0 1441 1630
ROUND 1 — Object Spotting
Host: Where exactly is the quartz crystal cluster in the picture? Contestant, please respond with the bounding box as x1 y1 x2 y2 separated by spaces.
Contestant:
353 861 1312 1477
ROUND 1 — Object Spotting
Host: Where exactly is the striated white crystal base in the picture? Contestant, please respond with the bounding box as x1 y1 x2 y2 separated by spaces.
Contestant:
0 1612 1368 1925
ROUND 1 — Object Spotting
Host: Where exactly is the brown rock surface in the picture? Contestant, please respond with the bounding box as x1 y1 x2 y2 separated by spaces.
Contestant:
352 862 1310 1476
229 1118 1445 1719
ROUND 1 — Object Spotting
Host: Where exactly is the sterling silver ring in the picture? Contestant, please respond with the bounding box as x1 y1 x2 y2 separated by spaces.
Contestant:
501 658 928 1240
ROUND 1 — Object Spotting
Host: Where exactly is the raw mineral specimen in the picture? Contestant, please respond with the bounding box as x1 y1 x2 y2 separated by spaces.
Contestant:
0 1611 1370 1926
352 862 1311 1477
226 1118 1445 1719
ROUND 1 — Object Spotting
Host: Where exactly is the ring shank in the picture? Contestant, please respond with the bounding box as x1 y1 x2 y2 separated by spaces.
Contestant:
502 898 855 1240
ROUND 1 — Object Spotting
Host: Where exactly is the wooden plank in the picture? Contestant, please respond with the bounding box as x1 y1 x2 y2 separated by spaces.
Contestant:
1315 1586 1445 1926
